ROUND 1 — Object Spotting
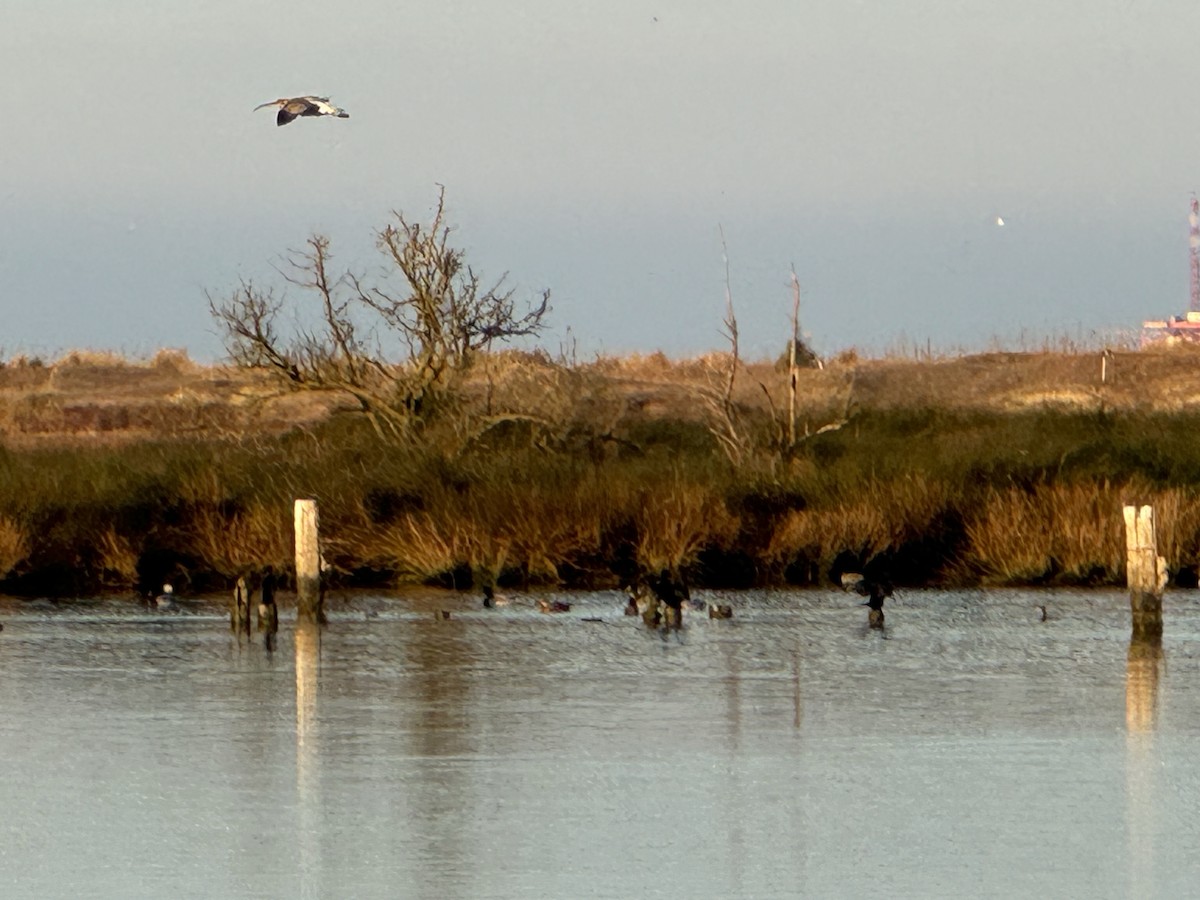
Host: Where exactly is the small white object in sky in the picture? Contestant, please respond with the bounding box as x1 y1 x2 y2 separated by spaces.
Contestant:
995 216 1005 226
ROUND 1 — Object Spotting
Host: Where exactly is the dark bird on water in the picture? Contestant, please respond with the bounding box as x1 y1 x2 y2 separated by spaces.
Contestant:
862 589 887 629
708 603 733 620
651 568 689 627
482 585 510 608
257 569 278 634
537 598 572 614
623 587 641 616
254 95 350 126
838 571 893 629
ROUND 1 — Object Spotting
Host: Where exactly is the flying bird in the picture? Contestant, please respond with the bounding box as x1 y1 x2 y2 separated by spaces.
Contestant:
254 96 349 127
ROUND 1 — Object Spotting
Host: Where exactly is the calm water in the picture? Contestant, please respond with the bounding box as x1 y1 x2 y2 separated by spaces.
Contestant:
2 587 1199 899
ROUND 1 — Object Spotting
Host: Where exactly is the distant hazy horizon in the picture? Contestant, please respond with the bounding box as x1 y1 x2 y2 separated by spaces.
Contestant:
5 1 1199 362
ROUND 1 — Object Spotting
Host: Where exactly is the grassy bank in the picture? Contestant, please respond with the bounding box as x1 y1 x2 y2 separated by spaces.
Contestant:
4 348 1200 596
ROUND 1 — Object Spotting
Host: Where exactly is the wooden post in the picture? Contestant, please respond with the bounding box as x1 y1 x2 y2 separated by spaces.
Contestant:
1123 505 1167 641
231 575 251 636
294 498 323 624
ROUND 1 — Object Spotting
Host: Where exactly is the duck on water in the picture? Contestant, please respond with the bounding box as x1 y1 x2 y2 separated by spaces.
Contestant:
153 584 176 609
482 585 511 609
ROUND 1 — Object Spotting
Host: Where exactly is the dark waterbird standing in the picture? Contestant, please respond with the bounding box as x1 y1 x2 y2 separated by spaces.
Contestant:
258 568 279 637
829 550 894 629
861 585 888 629
623 587 640 616
838 571 893 629
650 568 689 628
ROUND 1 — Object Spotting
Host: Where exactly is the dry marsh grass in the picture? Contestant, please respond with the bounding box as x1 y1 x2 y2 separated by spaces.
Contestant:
632 478 739 573
354 469 612 584
186 502 294 578
9 346 1200 594
766 474 954 570
962 483 1125 583
8 344 1200 441
0 515 30 579
961 481 1200 584
95 526 141 586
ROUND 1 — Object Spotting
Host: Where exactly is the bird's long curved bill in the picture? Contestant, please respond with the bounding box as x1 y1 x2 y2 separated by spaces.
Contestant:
253 101 278 111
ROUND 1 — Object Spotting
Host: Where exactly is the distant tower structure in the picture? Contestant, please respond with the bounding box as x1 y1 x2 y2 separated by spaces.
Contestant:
1189 195 1200 313
1140 196 1200 345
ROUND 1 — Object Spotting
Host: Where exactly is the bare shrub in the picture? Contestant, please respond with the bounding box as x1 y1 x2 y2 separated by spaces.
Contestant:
209 188 550 437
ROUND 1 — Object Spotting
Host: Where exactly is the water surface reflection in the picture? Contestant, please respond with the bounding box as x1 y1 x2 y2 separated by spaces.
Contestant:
2 588 1199 898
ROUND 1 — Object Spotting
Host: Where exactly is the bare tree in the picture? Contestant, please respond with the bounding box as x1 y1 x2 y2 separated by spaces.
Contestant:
700 226 748 465
209 188 550 435
354 186 549 410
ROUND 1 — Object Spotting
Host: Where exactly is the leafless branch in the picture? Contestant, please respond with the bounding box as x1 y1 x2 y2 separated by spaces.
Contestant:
208 188 551 437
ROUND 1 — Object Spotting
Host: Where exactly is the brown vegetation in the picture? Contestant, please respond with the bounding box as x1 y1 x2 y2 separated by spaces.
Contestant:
6 341 1200 596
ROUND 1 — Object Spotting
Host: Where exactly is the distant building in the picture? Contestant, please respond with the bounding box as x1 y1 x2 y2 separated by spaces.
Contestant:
1142 198 1200 347
1141 311 1200 346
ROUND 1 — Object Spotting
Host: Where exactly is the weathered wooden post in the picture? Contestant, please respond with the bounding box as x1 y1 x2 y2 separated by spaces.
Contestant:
231 575 252 636
1123 504 1167 641
294 498 324 625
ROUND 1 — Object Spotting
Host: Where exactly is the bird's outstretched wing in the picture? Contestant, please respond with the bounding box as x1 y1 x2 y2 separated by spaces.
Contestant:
277 107 298 126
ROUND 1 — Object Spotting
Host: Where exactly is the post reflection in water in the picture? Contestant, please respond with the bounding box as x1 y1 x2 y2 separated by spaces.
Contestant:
295 621 321 899
404 614 472 900
1124 631 1163 900
9 589 1200 898
716 637 748 893
1124 634 1162 734
792 650 803 732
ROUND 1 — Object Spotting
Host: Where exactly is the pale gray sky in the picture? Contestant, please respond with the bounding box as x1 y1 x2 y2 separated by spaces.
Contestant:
4 1 1199 360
